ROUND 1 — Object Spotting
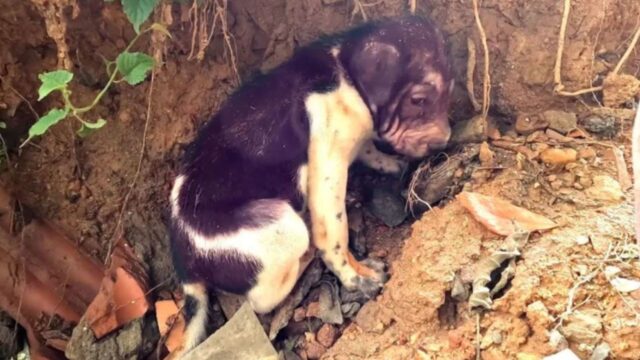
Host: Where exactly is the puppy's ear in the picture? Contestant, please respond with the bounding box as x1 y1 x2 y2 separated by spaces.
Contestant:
348 42 401 109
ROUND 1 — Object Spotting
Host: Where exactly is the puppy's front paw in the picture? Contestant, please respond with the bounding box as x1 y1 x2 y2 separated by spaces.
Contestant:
344 258 388 299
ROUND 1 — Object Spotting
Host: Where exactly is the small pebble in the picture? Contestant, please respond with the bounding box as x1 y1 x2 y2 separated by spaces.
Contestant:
316 324 338 348
575 235 590 245
540 148 577 165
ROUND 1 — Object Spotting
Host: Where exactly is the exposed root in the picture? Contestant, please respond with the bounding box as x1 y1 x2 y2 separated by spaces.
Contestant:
554 0 640 96
409 0 417 14
351 0 383 22
471 0 491 120
105 69 156 264
30 0 79 70
633 103 640 246
187 0 240 85
466 38 482 112
405 161 433 216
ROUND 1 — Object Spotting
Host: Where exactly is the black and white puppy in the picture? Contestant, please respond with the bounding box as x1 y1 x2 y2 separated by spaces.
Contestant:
168 15 453 356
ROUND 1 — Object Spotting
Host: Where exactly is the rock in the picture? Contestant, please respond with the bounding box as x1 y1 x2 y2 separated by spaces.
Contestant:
516 353 541 360
609 277 640 292
340 302 361 318
575 235 590 245
581 115 619 138
561 310 603 346
316 324 338 348
348 208 367 258
187 302 278 359
515 114 548 135
306 301 321 318
293 307 306 322
542 110 577 134
585 175 624 203
479 141 495 166
548 329 568 351
66 316 157 360
578 147 597 159
451 115 488 144
304 338 327 359
540 148 577 165
269 259 324 339
602 73 640 107
544 349 581 360
282 349 302 360
365 187 407 227
316 282 344 324
590 342 611 360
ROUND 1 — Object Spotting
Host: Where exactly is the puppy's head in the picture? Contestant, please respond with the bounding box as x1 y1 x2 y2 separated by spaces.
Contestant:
341 16 453 158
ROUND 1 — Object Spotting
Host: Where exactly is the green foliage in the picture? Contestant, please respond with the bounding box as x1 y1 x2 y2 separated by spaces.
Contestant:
116 52 155 85
24 0 168 147
121 0 159 33
28 108 68 141
77 118 107 138
37 70 73 101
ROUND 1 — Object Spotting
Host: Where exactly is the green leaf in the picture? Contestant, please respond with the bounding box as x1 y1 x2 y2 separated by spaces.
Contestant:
149 22 172 38
121 0 159 33
116 52 155 85
28 108 68 140
38 70 73 100
77 118 106 138
0 122 6 129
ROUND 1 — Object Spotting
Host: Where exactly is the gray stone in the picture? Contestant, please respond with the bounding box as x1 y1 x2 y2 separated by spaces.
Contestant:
542 110 577 134
365 187 407 227
185 302 278 360
451 115 487 144
581 115 619 138
560 310 603 346
317 281 344 325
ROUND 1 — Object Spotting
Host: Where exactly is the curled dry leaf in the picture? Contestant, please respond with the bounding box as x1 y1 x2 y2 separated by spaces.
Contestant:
457 191 557 236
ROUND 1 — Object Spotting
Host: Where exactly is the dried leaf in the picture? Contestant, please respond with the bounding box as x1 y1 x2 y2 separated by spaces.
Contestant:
457 191 557 236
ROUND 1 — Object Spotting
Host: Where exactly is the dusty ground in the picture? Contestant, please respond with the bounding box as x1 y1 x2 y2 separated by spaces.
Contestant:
0 0 639 359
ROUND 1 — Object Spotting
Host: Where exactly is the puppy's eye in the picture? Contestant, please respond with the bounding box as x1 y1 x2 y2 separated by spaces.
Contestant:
410 96 427 106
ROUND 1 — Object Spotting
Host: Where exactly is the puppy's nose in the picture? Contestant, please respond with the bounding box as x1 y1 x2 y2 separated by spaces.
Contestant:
429 141 448 151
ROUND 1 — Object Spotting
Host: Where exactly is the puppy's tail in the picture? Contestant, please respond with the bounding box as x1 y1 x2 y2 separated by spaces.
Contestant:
170 282 208 359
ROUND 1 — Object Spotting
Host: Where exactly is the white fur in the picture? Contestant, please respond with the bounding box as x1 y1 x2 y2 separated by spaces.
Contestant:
297 164 308 198
181 283 208 356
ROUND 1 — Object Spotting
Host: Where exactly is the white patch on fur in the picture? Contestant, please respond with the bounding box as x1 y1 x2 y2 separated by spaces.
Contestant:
181 283 208 356
171 174 186 217
297 164 308 198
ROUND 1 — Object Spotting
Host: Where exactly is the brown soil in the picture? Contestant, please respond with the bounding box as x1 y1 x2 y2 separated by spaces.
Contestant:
0 0 639 359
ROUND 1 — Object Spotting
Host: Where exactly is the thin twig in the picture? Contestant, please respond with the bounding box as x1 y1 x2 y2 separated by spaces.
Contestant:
105 69 156 264
409 0 416 14
471 0 491 120
633 102 640 246
475 312 481 360
466 38 482 112
553 0 571 94
613 21 640 75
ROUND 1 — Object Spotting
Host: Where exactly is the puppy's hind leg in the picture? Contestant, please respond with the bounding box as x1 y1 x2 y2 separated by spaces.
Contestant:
169 282 209 359
244 202 310 314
